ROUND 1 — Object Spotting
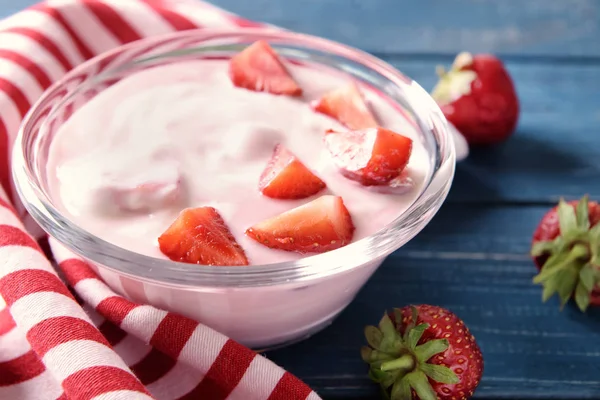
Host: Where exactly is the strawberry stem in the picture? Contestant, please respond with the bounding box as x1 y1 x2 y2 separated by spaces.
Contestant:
435 65 446 78
363 309 460 399
532 196 600 312
405 370 437 400
576 195 590 229
414 339 449 361
533 243 589 284
430 54 477 106
380 354 415 372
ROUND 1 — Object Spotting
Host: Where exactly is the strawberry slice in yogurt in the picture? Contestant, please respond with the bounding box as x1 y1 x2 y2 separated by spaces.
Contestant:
57 156 184 215
101 162 183 213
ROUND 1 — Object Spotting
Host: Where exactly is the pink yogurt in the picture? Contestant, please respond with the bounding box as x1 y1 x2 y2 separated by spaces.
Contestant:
37 54 440 349
47 60 431 265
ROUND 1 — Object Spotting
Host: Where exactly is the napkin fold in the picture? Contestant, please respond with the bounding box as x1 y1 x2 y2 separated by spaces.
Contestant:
0 1 321 399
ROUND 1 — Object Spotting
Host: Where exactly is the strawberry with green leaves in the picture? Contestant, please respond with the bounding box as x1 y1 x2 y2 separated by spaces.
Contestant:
531 196 600 311
362 305 483 400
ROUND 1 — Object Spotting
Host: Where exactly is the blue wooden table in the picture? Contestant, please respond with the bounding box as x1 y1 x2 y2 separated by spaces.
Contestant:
5 1 600 398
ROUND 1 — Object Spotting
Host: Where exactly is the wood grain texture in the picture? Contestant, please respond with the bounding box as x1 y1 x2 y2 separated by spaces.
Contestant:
266 204 600 399
210 0 600 57
6 1 598 202
5 0 600 57
3 1 600 399
0 0 32 18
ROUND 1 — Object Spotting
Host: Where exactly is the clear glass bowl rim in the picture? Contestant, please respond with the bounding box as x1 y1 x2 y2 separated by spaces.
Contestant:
13 28 456 288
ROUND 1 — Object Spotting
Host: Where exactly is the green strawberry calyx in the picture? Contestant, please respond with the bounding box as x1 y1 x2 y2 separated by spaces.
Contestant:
431 52 477 107
531 195 600 311
361 307 458 400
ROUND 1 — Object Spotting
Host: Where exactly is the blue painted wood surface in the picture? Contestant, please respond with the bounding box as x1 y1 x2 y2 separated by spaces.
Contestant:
4 1 600 399
266 204 600 399
212 0 600 57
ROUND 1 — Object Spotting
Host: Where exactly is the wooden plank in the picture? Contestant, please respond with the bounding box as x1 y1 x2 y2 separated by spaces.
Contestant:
4 1 600 57
210 0 600 57
382 57 600 204
0 0 35 18
4 2 598 203
0 1 597 399
266 203 600 398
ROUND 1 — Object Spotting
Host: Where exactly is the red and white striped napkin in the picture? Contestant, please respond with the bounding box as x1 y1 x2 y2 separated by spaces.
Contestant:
0 1 322 399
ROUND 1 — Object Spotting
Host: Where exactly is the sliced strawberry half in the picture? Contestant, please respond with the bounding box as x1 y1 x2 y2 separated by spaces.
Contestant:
229 40 302 96
259 144 326 200
324 127 413 186
158 207 248 266
311 83 377 130
246 195 355 254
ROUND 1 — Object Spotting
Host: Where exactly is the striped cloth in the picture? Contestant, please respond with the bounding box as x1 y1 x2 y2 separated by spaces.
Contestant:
0 1 322 399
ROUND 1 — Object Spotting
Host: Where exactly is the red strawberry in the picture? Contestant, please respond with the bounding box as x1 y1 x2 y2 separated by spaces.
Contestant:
531 196 600 311
311 83 378 130
158 207 248 266
431 52 519 145
259 144 326 199
362 305 483 400
324 127 413 186
245 195 354 253
229 40 302 96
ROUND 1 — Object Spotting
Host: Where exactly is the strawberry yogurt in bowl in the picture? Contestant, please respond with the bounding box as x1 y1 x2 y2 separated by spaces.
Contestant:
13 29 455 349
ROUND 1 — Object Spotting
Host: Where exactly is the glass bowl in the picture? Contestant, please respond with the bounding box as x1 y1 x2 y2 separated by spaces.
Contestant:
12 28 455 349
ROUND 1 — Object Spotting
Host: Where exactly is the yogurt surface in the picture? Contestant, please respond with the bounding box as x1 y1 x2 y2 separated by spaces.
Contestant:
47 60 431 265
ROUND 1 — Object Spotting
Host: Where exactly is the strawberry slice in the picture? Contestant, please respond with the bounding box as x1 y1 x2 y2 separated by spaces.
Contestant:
229 40 302 96
158 207 248 266
311 83 377 130
324 127 413 186
259 144 326 199
246 195 354 253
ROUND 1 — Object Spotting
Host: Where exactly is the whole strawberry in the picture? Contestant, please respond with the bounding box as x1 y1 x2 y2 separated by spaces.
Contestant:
531 196 600 311
431 52 519 145
361 305 483 400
